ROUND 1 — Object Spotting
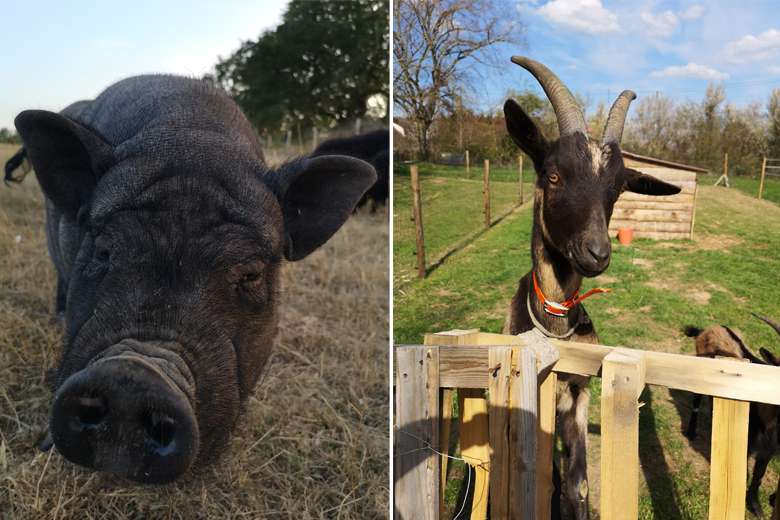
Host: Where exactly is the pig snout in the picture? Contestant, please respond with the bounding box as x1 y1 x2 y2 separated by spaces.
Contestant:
50 340 198 484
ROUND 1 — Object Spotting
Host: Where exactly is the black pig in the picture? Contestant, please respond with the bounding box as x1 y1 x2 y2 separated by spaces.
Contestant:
10 74 377 484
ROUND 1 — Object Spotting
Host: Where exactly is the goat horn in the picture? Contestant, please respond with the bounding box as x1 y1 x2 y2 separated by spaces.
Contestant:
752 313 780 336
602 90 637 145
510 56 586 137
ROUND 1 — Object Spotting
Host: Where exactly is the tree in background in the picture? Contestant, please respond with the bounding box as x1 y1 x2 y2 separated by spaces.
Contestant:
393 0 519 160
769 89 780 159
215 0 388 136
0 128 21 144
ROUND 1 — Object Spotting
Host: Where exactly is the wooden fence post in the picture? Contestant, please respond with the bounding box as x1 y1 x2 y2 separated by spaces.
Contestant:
465 149 470 175
508 346 540 520
759 156 767 200
536 370 557 520
410 165 426 279
483 160 491 228
488 347 513 519
311 128 319 151
708 397 749 520
600 350 646 520
394 346 439 520
519 155 525 206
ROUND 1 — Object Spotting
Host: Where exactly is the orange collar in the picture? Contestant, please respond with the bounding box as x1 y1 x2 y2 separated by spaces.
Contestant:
532 271 611 317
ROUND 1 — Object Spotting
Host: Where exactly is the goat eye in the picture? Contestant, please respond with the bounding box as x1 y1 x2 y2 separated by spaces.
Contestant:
240 271 262 284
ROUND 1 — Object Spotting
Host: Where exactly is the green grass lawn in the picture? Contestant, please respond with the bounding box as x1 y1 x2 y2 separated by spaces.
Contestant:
393 162 536 285
699 172 780 206
394 184 780 518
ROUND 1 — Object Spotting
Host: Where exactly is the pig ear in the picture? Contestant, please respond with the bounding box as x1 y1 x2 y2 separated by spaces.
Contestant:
622 167 681 196
14 110 115 215
266 155 377 261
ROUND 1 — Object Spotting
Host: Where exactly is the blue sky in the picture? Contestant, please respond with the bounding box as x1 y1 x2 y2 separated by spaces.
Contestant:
467 0 780 114
0 1 288 129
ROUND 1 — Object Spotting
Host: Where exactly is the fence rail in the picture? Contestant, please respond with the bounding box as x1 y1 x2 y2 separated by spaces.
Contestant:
407 154 528 279
393 329 780 520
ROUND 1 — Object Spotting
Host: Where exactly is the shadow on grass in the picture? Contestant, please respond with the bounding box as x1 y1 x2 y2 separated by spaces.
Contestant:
639 386 685 519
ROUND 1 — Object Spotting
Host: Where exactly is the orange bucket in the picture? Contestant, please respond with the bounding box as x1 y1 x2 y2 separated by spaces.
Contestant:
617 228 634 245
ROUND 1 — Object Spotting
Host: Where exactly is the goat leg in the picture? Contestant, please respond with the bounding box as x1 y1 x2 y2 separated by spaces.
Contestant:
557 379 590 520
685 393 703 440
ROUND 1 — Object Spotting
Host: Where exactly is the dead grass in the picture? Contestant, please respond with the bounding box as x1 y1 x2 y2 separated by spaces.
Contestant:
0 142 389 519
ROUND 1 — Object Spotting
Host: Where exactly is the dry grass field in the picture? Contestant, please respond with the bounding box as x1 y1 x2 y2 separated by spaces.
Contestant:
0 143 389 519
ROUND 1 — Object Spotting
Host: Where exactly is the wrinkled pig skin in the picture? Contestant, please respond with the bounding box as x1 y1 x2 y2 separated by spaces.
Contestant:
12 74 377 483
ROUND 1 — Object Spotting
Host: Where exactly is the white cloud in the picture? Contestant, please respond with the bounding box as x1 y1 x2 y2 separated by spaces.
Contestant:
768 65 780 75
724 29 780 63
535 0 620 34
679 4 705 21
651 62 729 80
641 10 678 38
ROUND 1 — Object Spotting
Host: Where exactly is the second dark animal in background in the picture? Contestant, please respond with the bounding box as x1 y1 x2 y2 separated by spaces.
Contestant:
311 129 389 212
684 315 780 518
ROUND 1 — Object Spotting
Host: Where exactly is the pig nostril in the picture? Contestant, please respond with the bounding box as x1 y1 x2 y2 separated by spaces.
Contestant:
143 412 177 449
71 396 107 430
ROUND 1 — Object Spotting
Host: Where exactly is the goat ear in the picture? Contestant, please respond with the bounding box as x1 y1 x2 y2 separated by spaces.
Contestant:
265 155 376 261
15 110 115 215
622 167 681 196
504 99 549 172
759 347 780 366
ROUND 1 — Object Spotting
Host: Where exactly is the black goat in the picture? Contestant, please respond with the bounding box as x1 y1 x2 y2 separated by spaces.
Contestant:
501 56 680 519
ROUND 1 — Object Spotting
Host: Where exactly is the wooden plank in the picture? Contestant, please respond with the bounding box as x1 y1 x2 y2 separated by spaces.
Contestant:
618 191 695 203
394 346 439 520
460 388 490 520
613 200 694 211
410 165 426 279
608 220 692 232
399 336 780 405
483 160 491 228
621 151 709 173
488 347 513 519
509 346 539 520
600 350 646 520
759 156 767 200
626 167 699 181
465 149 470 175
611 208 693 223
708 397 749 520
536 371 557 520
424 333 461 516
439 388 454 516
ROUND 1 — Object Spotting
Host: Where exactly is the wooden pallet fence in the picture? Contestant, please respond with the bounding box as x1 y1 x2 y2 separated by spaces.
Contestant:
394 329 780 520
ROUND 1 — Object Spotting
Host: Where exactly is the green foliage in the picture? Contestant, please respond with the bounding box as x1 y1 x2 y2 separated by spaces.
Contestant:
216 0 388 132
0 128 21 144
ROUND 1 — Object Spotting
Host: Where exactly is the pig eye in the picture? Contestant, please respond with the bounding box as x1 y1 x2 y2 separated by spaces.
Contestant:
95 246 110 263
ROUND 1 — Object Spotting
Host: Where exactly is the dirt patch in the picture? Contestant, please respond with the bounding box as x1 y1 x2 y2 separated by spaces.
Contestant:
694 233 744 251
632 258 655 269
689 290 711 304
595 274 618 284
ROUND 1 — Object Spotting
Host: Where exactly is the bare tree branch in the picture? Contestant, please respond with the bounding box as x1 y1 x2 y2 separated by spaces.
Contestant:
393 0 520 159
